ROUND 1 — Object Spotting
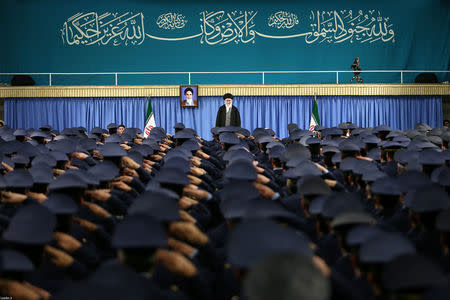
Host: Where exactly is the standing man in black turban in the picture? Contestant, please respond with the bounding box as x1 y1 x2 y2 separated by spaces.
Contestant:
215 93 241 127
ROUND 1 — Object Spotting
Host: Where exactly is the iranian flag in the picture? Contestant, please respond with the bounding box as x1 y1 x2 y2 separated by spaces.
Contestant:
143 98 156 138
309 95 320 131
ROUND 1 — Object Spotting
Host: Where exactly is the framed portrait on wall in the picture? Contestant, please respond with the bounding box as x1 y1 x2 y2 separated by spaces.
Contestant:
180 85 198 107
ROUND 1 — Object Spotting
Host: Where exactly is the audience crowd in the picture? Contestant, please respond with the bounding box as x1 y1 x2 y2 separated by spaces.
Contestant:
0 120 449 300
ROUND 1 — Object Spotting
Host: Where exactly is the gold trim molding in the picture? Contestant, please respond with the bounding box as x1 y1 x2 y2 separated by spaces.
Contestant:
0 84 449 98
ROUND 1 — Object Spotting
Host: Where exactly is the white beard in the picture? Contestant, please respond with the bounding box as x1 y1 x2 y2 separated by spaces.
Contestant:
225 103 232 111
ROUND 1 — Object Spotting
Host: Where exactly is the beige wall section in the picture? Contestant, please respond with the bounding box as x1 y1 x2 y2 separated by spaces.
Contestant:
0 84 449 98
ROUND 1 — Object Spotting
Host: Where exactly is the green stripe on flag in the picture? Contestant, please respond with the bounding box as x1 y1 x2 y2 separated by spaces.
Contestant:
144 98 156 137
309 95 321 131
312 95 320 126
145 98 153 124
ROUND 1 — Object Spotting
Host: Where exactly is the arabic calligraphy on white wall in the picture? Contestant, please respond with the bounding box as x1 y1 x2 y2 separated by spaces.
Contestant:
61 9 395 46
268 11 299 29
307 10 395 44
200 10 257 45
61 12 145 46
156 13 187 30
